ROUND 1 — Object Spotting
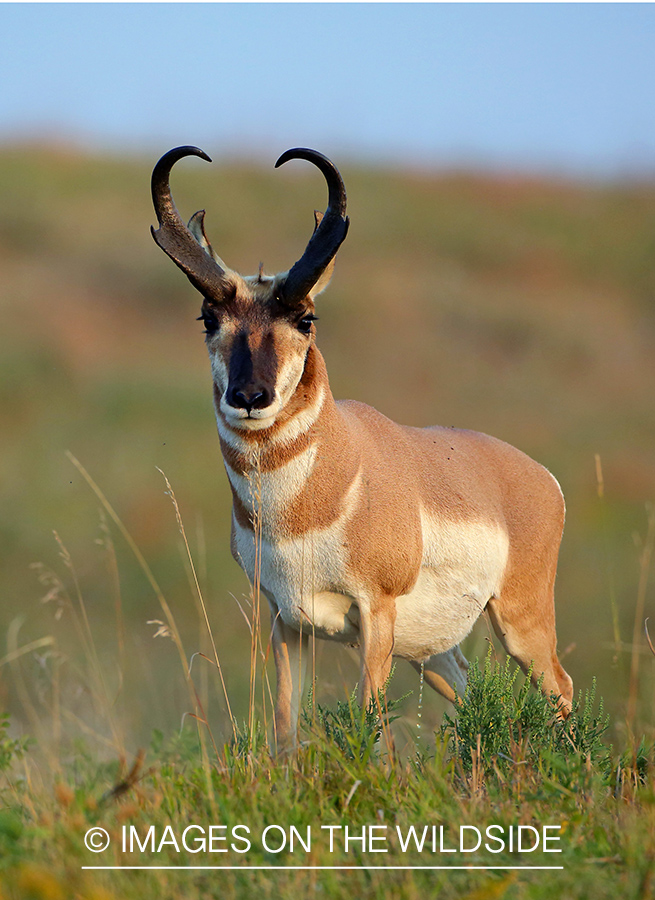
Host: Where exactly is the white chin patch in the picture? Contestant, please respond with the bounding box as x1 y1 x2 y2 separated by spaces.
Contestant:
219 395 279 431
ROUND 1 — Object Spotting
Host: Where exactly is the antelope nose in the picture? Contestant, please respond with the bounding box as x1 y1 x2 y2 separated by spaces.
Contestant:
229 387 271 413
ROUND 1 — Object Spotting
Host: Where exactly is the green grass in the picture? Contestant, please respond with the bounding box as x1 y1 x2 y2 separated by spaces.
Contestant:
1 659 653 900
1 143 655 897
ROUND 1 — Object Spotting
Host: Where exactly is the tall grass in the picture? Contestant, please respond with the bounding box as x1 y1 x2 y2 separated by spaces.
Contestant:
0 462 654 899
4 451 655 768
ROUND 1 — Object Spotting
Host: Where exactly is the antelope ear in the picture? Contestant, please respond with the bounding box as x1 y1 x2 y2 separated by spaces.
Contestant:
188 210 230 270
307 255 336 299
275 210 338 305
307 210 335 298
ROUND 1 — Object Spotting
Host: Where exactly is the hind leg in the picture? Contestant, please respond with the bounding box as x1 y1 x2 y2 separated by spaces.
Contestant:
487 593 573 716
410 645 469 703
487 467 573 715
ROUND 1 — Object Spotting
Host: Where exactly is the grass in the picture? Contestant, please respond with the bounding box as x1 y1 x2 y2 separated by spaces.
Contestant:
1 461 654 899
441 654 611 779
0 652 653 899
1 144 655 897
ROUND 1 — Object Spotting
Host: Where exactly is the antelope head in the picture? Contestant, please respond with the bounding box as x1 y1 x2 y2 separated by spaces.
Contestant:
151 146 349 432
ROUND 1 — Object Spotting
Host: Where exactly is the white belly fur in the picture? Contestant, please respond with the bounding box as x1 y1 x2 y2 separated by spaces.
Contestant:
393 511 510 660
232 505 509 662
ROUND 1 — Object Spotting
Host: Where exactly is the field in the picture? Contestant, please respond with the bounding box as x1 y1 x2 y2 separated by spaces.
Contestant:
0 144 654 897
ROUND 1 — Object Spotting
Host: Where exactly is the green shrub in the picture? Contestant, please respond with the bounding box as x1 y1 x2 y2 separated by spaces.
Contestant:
0 714 30 774
302 680 406 762
441 651 610 779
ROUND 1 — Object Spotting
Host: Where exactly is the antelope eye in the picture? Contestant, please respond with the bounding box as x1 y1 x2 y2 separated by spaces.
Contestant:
297 314 318 334
197 312 219 335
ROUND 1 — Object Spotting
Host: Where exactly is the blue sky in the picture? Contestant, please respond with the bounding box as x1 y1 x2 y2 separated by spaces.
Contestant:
1 3 654 176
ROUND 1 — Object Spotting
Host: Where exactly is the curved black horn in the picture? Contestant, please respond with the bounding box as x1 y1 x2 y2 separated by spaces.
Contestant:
151 146 230 300
275 148 349 305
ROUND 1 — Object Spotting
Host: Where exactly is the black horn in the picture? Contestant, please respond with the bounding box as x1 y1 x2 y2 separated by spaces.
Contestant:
275 148 349 306
151 146 231 300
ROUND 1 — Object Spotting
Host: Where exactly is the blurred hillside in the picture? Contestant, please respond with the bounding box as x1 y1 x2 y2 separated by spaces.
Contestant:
1 144 654 748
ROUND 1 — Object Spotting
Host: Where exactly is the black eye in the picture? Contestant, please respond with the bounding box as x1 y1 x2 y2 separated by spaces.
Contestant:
197 311 219 335
297 314 318 334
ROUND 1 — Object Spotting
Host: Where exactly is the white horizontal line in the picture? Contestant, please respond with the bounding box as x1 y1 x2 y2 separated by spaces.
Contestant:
82 865 564 871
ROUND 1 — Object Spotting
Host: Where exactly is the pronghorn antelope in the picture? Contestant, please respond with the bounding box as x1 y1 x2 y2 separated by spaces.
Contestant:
151 146 573 752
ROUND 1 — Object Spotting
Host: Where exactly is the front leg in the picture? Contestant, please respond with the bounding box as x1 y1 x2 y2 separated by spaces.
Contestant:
270 603 308 755
358 596 397 707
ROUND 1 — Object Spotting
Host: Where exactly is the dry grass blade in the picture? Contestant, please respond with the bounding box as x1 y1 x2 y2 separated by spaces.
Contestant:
595 454 622 665
645 619 655 657
0 637 55 669
66 452 217 799
156 467 237 741
627 503 655 730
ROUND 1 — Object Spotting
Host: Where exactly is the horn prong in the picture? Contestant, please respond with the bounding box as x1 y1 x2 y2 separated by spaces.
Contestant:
151 147 231 301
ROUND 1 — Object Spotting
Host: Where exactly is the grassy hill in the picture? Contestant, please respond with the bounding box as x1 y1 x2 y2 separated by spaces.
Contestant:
1 143 654 752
